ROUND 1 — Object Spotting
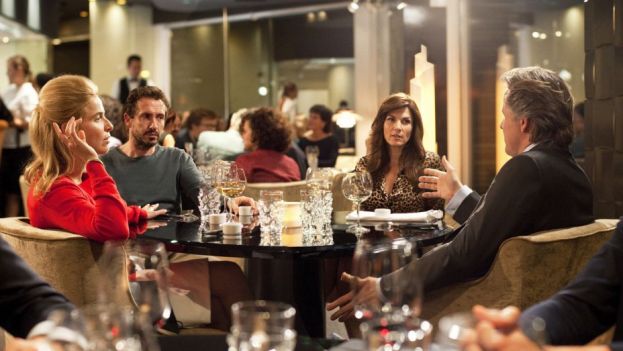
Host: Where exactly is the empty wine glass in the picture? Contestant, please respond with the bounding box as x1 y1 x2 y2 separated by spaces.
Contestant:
121 240 173 327
351 237 422 322
341 171 373 235
305 145 320 170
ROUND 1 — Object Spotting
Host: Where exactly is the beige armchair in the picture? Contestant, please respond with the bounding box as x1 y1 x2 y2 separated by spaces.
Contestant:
242 180 308 201
422 219 618 327
0 217 132 308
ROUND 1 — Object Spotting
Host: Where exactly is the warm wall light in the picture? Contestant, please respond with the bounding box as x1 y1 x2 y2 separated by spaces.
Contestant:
495 45 513 171
348 1 359 13
51 38 61 45
80 11 88 18
531 31 540 38
317 11 327 21
410 45 437 152
1 37 9 44
306 12 316 23
539 33 547 39
397 2 407 10
116 0 126 5
555 30 562 37
258 86 268 96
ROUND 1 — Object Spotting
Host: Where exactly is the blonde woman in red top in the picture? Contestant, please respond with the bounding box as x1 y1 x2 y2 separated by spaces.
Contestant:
25 75 165 240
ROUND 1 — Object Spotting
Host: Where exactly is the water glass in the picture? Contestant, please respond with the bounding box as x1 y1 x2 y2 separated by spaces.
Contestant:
305 145 319 170
258 190 284 243
305 167 334 190
361 315 433 351
352 237 422 321
342 171 373 235
228 300 297 351
300 189 333 244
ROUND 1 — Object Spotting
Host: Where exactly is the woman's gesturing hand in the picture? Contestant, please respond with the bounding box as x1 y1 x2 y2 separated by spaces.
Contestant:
53 117 99 163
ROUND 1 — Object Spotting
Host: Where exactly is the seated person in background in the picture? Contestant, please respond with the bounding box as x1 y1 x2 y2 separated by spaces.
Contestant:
569 101 585 159
175 108 222 150
26 75 165 241
356 93 444 213
28 78 252 331
100 94 125 150
159 109 180 148
236 107 301 183
463 219 623 351
328 66 595 322
298 104 340 168
197 108 246 161
0 235 75 350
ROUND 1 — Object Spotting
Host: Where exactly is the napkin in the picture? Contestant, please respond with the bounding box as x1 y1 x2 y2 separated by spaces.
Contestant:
345 209 443 223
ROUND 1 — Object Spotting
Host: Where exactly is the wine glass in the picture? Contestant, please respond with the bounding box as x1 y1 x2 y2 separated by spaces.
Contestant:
122 240 173 328
351 237 422 321
305 167 334 191
221 164 247 222
305 145 320 170
341 171 373 235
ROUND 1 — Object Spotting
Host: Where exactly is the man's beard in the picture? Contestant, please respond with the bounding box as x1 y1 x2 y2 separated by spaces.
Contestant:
132 129 158 151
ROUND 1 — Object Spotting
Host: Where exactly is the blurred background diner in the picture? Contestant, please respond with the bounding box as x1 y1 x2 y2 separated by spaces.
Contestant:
0 0 621 350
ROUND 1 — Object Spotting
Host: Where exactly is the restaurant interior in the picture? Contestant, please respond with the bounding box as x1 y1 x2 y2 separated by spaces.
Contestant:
0 0 621 350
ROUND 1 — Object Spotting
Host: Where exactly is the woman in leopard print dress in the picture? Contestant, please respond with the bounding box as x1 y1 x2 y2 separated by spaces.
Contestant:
356 93 444 213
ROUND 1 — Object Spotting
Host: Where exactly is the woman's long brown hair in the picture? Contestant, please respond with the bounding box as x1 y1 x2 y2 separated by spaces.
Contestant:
366 93 426 185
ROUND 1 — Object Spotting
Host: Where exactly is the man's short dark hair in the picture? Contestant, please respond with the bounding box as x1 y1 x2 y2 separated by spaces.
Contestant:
185 108 221 129
127 54 142 67
502 66 574 148
309 104 333 133
123 86 170 118
574 101 585 119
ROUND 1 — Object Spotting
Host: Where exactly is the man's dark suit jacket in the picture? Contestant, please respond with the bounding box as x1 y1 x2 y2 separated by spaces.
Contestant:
383 143 594 294
519 218 623 350
0 237 73 337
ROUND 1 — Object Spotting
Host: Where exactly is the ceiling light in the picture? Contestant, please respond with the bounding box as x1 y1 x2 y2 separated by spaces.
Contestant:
51 38 61 45
539 33 547 39
258 86 268 96
532 31 540 38
397 2 407 10
317 11 327 21
555 30 562 37
306 12 316 23
348 1 359 13
1 37 9 44
80 11 88 18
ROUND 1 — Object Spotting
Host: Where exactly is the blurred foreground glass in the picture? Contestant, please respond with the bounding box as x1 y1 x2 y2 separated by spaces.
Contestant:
342 171 373 235
434 312 475 351
198 163 224 233
47 304 160 351
111 240 173 326
305 167 333 190
258 190 284 245
305 145 319 170
352 237 422 321
361 315 432 351
228 300 297 351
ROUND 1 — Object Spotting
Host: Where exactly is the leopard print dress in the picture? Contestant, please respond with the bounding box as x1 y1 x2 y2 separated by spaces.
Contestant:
356 151 445 213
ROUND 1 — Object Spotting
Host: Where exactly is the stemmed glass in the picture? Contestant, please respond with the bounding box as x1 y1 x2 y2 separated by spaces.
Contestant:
220 163 247 222
351 237 426 350
305 145 320 170
341 170 373 235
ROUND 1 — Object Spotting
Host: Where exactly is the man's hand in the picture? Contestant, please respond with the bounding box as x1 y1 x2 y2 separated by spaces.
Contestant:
326 272 380 322
230 196 258 215
418 156 463 202
472 305 521 330
462 320 542 351
7 338 62 351
141 203 168 219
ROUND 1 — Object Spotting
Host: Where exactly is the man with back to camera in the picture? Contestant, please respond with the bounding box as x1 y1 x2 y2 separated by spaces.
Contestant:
327 66 595 321
112 54 154 105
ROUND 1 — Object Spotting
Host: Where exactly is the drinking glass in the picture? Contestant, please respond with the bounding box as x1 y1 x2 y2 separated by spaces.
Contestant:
351 237 422 321
122 240 173 327
220 164 247 222
305 167 333 191
434 312 476 351
227 300 297 351
305 145 319 170
361 315 433 351
258 190 284 245
184 142 194 158
341 171 373 235
300 188 333 244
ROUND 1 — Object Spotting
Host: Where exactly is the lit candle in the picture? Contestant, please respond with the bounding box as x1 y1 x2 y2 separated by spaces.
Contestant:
281 227 303 247
282 202 302 228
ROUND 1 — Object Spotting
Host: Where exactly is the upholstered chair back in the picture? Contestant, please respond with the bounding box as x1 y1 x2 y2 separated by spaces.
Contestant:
422 219 618 327
242 180 308 201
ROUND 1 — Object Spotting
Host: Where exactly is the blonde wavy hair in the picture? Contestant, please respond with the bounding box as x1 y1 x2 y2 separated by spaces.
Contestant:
24 75 99 195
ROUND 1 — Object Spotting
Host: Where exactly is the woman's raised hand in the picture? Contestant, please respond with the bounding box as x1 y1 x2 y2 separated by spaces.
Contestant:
53 117 99 163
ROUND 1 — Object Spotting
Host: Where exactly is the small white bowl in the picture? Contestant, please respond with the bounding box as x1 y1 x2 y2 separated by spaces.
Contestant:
222 222 242 236
208 213 227 225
